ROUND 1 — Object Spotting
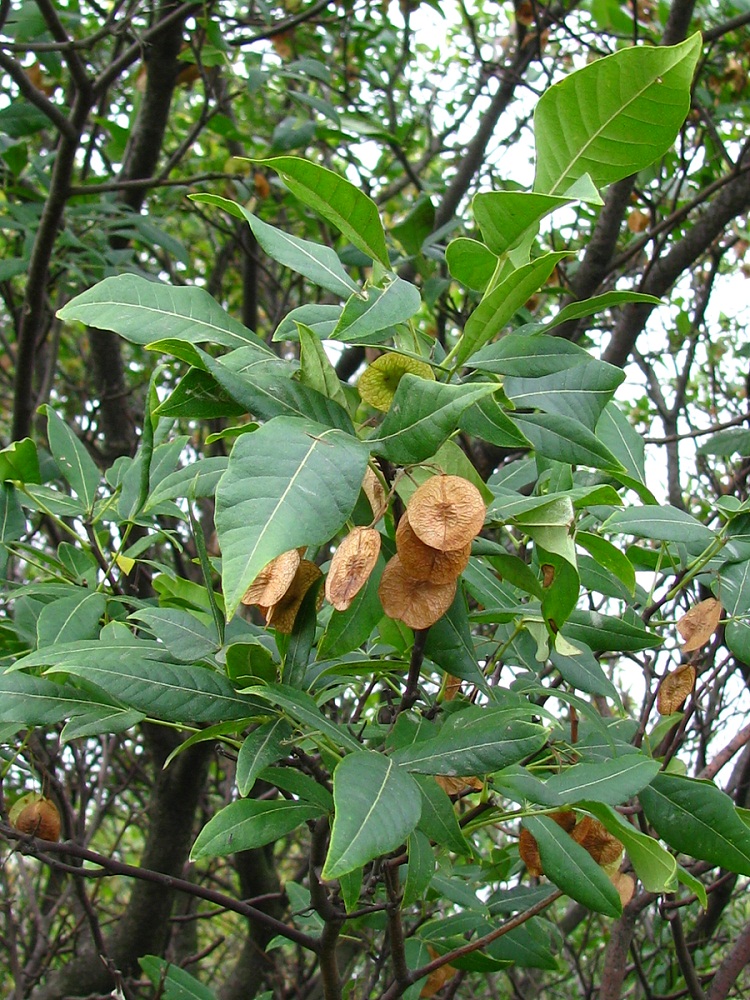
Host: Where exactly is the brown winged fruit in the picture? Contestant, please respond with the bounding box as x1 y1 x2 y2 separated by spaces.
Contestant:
326 527 381 611
677 598 722 652
263 560 323 634
10 793 61 841
242 549 301 607
378 554 457 630
395 513 471 584
407 475 485 551
657 663 696 715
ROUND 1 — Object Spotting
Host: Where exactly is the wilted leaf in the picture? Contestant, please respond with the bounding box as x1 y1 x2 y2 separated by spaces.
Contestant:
434 774 483 795
407 475 486 551
657 663 696 715
677 598 722 652
242 549 301 607
325 527 381 611
396 513 471 584
378 555 457 630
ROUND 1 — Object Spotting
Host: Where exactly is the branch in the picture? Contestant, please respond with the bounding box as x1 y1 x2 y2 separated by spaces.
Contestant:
698 721 750 782
707 920 750 1000
0 825 318 952
665 899 708 1000
0 51 76 140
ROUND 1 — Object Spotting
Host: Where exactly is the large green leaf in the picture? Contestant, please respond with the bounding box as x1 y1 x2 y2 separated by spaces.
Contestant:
414 775 472 856
36 591 106 647
504 360 625 430
245 683 362 752
0 438 40 484
128 608 218 663
236 719 293 796
322 751 422 879
534 33 702 195
604 506 715 548
512 411 623 470
719 559 750 664
191 798 323 861
0 673 111 725
255 155 390 268
140 956 217 1000
368 376 498 464
456 252 569 366
562 609 662 652
584 801 677 893
639 772 750 875
215 416 368 616
192 194 361 299
467 332 593 376
333 277 421 343
472 191 571 255
445 238 498 292
392 706 546 775
545 755 660 806
523 815 621 917
57 273 263 349
43 407 101 514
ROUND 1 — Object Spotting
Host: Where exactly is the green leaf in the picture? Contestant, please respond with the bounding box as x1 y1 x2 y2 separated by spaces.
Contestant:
333 277 422 343
403 830 436 908
273 303 342 343
392 706 547 775
58 273 263 350
61 707 145 741
512 411 623 471
550 643 620 702
322 751 422 879
562 609 662 653
42 407 101 513
583 801 677 893
504 360 625 431
246 683 362 752
639 772 750 876
467 332 593 376
596 402 646 482
254 155 390 268
140 956 217 1000
456 252 570 366
719 560 750 664
523 815 621 917
191 798 323 861
604 506 715 548
545 756 660 805
0 438 40 484
423 585 489 690
36 591 106 647
459 392 531 449
0 673 101 726
144 456 229 510
547 291 662 331
237 719 293 796
445 238 498 292
414 775 472 855
577 532 636 595
368 376 498 464
297 323 348 408
534 33 702 195
215 416 368 616
472 191 571 255
128 608 218 663
192 195 361 298
154 368 247 420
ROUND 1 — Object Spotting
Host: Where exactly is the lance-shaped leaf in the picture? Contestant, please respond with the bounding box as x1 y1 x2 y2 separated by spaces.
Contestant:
192 194 361 299
639 772 750 875
472 191 571 255
42 407 101 514
334 277 422 343
563 609 662 653
504 360 625 431
0 673 114 725
392 706 547 776
36 591 106 647
534 33 702 195
369 376 498 465
215 417 369 616
523 815 622 917
57 273 264 350
584 801 677 893
253 155 390 268
140 956 218 1000
191 799 324 861
456 252 569 366
323 751 422 879
604 506 715 549
545 756 660 806
244 683 362 753
237 719 293 796
512 411 624 471
719 560 750 664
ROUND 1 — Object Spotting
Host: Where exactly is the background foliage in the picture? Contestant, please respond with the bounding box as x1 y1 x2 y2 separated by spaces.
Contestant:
1 2 750 999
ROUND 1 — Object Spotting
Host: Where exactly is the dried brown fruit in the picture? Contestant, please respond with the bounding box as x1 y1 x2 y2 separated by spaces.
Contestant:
571 816 623 866
396 513 471 584
610 870 635 906
443 674 463 702
434 774 483 795
264 560 323 634
627 209 650 233
10 794 61 841
325 527 381 611
677 598 723 652
242 549 301 608
657 663 696 715
362 467 388 521
358 353 435 412
407 475 485 551
378 554 457 630
420 946 457 997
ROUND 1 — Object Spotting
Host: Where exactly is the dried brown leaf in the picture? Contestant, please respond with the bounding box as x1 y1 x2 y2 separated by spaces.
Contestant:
325 527 381 611
263 560 323 634
396 513 471 584
378 554 457 630
677 598 723 652
443 675 463 702
407 475 486 551
571 816 623 866
420 946 457 998
657 663 696 715
242 549 301 607
434 774 483 795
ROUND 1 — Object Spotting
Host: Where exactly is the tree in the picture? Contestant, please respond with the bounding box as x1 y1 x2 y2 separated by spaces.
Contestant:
2 3 750 1000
